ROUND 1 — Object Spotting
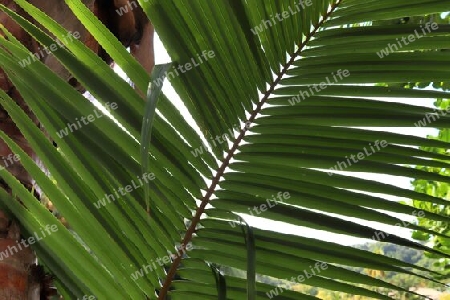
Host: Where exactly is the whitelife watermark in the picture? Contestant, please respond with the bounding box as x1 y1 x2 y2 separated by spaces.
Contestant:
77 296 95 300
266 262 328 298
251 0 313 35
130 243 193 281
115 0 140 16
190 121 251 157
371 210 425 241
154 50 215 87
56 102 118 139
229 192 291 228
0 225 58 261
414 106 450 128
327 140 388 176
288 69 350 106
18 31 81 68
376 22 439 58
94 172 156 209
0 154 20 171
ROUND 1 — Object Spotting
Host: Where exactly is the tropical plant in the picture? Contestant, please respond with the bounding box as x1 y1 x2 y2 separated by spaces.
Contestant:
412 97 450 279
0 0 450 299
0 0 154 297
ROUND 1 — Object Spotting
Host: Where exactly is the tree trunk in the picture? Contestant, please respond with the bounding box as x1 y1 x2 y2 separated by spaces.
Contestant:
0 0 154 298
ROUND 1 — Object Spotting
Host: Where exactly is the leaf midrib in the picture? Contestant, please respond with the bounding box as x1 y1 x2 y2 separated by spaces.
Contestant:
158 1 344 298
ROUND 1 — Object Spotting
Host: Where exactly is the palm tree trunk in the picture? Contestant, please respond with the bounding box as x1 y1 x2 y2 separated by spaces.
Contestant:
0 1 43 297
0 213 40 299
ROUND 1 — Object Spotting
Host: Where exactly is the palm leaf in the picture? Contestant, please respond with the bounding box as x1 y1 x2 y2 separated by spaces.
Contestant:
0 0 449 299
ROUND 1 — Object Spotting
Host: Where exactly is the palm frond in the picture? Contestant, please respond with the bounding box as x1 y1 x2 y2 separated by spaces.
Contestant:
0 0 449 299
